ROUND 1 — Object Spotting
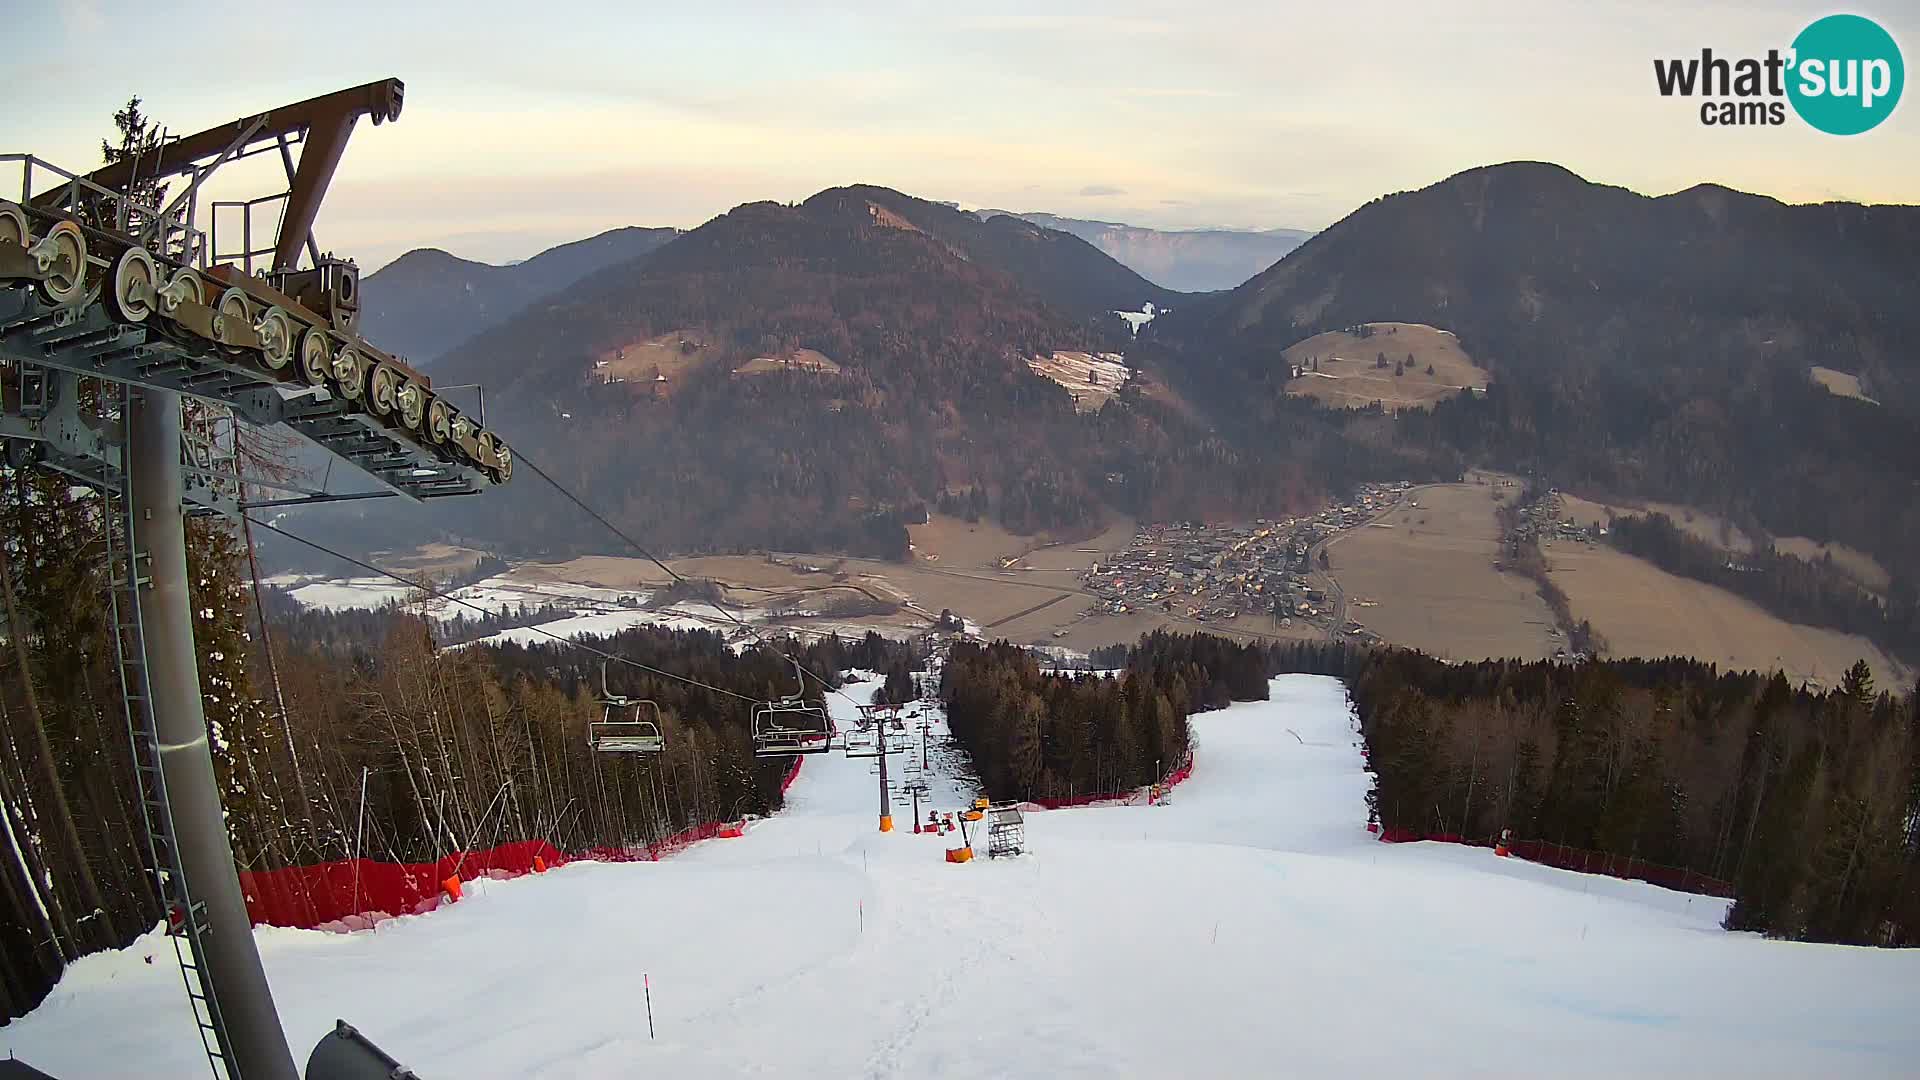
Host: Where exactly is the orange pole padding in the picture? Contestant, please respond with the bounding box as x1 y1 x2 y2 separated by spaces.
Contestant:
442 876 463 901
533 856 548 873
945 846 974 863
879 815 894 833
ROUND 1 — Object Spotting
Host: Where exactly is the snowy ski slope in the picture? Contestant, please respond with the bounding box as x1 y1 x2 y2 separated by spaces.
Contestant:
6 676 1917 1077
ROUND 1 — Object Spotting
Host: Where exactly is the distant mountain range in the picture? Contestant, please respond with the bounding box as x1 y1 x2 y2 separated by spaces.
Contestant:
327 167 1917 603
359 226 681 363
977 211 1312 292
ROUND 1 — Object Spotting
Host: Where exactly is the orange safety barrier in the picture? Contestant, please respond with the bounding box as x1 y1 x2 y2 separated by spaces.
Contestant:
442 876 462 901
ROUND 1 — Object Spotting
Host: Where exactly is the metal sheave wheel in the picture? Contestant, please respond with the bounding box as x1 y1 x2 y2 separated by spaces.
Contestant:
160 267 204 314
490 441 513 483
331 346 365 400
299 327 331 386
107 246 158 323
255 307 295 370
367 363 400 415
472 430 497 470
426 397 452 443
0 202 28 247
32 221 87 305
213 287 254 347
396 381 427 430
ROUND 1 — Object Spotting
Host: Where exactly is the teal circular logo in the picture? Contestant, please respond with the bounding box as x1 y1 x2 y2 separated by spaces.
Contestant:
1787 14 1903 135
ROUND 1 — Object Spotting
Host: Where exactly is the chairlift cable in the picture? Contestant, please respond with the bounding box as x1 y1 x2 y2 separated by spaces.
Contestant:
244 516 758 703
511 449 868 708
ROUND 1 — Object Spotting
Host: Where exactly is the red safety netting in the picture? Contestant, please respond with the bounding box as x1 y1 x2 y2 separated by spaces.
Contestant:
1374 828 1733 897
1020 754 1195 811
242 756 811 932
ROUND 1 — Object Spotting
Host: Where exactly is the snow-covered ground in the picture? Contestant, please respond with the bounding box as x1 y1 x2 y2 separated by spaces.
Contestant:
266 570 924 648
8 676 1917 1077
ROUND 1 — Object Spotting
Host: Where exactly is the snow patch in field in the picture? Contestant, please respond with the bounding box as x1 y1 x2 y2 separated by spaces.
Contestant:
1114 301 1162 336
13 676 1917 1077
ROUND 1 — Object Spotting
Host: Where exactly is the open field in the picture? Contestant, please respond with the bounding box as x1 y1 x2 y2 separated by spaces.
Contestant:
1283 322 1488 412
1541 541 1911 688
1324 483 1560 661
596 330 716 382
1027 351 1131 412
1810 365 1878 404
365 541 492 577
1772 536 1892 594
907 513 1132 572
1559 494 1755 553
1009 517 1135 571
734 348 842 377
907 514 1032 568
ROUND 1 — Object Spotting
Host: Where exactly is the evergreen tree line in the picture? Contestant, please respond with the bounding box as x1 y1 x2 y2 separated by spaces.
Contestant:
1051 629 1917 946
1605 512 1919 666
1241 637 1918 946
0 465 913 1019
939 640 1193 802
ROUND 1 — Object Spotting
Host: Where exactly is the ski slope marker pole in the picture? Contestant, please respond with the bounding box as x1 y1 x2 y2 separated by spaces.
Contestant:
644 973 655 1039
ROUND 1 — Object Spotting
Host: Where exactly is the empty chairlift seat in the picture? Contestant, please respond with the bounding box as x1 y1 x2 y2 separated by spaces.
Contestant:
590 699 665 754
752 699 834 756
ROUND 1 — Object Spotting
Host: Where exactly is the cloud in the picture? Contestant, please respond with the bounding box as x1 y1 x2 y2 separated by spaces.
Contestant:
1079 184 1126 197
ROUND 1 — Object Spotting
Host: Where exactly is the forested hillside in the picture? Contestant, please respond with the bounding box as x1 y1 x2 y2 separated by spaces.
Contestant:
400 185 1401 561
1145 162 1920 588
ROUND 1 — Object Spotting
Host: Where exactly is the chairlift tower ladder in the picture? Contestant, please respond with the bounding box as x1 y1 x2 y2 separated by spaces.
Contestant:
103 414 235 1080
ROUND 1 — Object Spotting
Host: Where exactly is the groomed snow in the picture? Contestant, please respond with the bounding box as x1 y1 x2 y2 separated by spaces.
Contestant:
7 677 1917 1077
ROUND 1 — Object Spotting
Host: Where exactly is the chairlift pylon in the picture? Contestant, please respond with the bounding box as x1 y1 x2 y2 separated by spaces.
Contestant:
844 703 904 759
591 659 665 753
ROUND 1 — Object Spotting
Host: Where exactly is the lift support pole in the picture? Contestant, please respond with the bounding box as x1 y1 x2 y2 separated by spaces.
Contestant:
130 387 300 1080
877 724 894 833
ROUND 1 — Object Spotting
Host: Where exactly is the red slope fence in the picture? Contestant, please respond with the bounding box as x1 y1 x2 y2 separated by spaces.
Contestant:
1375 827 1734 898
240 756 808 932
1019 753 1195 811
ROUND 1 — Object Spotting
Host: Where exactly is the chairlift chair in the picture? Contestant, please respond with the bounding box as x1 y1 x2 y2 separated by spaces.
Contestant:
752 699 834 756
751 654 835 757
591 661 665 754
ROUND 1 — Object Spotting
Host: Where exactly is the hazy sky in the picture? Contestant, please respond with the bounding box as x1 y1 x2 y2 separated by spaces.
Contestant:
7 0 1917 270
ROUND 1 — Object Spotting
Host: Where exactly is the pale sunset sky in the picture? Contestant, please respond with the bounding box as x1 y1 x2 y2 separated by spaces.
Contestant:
6 0 1916 270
